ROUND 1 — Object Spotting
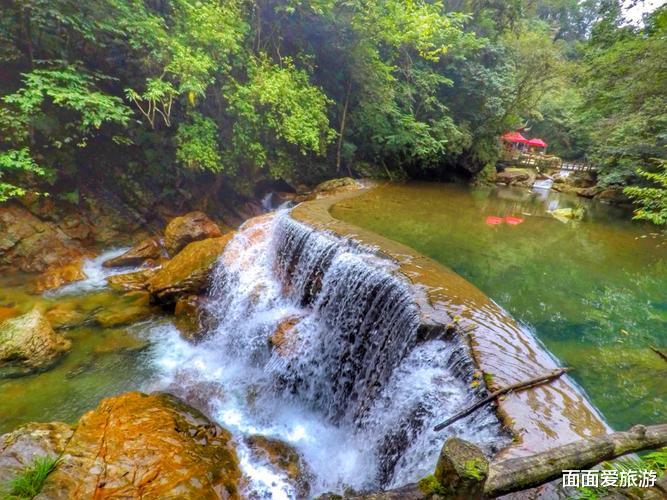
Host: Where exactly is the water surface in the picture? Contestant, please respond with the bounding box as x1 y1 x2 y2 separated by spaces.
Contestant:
331 182 667 430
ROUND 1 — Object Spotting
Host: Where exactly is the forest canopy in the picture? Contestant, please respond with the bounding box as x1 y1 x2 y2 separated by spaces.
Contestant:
0 0 665 214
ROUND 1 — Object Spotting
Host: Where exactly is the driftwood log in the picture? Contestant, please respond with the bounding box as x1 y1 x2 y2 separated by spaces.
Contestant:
485 423 667 497
651 346 667 364
433 368 569 431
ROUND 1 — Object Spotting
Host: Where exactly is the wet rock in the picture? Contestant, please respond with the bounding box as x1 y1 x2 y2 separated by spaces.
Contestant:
432 437 488 500
45 305 88 330
148 234 235 304
164 211 224 257
220 214 272 271
91 331 149 355
165 371 226 417
576 186 602 198
0 309 71 375
0 204 85 273
37 392 242 499
549 207 584 222
93 291 157 328
495 169 534 187
268 315 303 356
102 237 164 268
596 187 630 205
106 267 157 292
314 177 361 196
245 435 311 499
174 295 215 341
0 306 19 322
0 422 74 484
30 259 87 294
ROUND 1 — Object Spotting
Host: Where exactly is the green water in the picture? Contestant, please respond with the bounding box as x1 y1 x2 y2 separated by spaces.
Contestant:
0 283 158 434
332 182 667 430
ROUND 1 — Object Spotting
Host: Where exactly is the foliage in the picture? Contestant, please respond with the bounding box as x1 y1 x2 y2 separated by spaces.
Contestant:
576 448 667 499
1 455 58 499
624 159 667 225
0 149 44 202
0 0 664 208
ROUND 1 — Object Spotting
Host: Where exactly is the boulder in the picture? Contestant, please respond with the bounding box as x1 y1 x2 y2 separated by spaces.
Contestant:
432 437 488 500
30 260 87 294
314 177 361 196
245 435 311 498
45 306 88 330
268 315 303 357
0 422 74 484
102 238 164 268
164 211 224 257
148 234 235 304
576 186 602 199
0 309 71 375
596 187 630 205
495 169 534 187
549 207 585 222
174 295 215 341
37 392 242 500
106 268 157 292
0 306 18 322
0 204 84 273
93 291 158 328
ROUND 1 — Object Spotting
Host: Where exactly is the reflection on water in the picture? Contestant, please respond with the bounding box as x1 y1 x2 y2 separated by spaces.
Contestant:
332 182 667 430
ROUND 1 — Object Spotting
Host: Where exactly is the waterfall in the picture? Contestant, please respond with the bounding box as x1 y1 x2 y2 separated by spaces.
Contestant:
148 211 507 497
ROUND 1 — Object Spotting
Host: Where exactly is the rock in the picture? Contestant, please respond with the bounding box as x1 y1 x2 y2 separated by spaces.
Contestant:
597 187 630 205
245 435 311 498
313 177 361 196
164 371 226 417
0 204 84 273
174 295 215 341
93 291 157 328
569 171 597 188
106 268 157 292
0 306 19 322
549 207 584 222
30 260 87 294
164 211 224 257
92 331 149 355
45 306 88 330
0 309 71 375
495 169 535 187
220 214 272 271
102 238 164 268
268 315 302 356
37 392 242 500
576 186 602 199
148 234 235 304
432 437 488 500
0 422 74 484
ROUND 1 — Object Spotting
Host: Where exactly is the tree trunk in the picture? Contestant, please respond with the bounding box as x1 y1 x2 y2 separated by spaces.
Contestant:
484 424 667 497
336 79 352 173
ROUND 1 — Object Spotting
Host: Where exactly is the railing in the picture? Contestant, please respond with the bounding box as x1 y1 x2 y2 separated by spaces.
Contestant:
499 151 595 172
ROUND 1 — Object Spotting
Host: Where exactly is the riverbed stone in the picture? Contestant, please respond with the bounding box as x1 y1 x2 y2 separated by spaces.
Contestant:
245 435 311 498
30 259 87 294
0 309 71 375
268 315 302 356
174 295 215 341
106 267 157 292
45 305 88 330
148 233 235 304
93 291 158 328
164 211 224 257
37 392 242 500
0 422 74 484
102 237 164 268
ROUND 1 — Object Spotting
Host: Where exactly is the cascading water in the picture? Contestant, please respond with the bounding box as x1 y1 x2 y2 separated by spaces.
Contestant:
146 211 508 498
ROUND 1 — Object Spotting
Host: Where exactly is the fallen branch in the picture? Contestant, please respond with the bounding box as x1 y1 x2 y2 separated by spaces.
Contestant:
651 346 667 364
433 368 569 432
485 423 667 497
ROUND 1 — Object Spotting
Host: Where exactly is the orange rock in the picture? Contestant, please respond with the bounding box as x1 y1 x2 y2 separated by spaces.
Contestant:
148 234 235 304
245 435 311 498
106 268 157 292
268 315 302 356
0 306 18 322
174 295 214 341
38 392 242 499
30 260 86 294
164 211 224 257
102 238 164 268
